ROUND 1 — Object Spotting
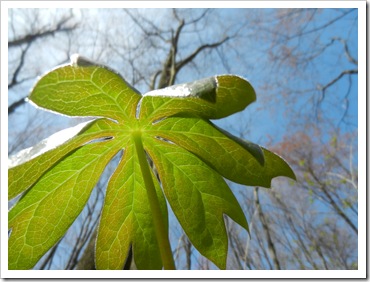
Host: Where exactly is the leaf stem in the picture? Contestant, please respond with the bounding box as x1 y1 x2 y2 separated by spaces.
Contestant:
133 132 176 270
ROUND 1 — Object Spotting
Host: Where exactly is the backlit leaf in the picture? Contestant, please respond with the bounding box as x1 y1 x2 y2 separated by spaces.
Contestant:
8 55 295 270
139 75 256 121
9 140 120 270
95 143 168 270
144 137 248 269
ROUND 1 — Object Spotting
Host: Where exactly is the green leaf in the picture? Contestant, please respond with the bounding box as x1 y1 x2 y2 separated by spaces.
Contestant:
8 118 118 200
95 142 168 270
139 75 256 121
29 64 141 122
9 56 295 270
144 137 248 269
9 140 120 270
147 117 295 187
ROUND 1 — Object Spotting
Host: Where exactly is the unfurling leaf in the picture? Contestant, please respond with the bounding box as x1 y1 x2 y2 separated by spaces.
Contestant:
8 55 295 270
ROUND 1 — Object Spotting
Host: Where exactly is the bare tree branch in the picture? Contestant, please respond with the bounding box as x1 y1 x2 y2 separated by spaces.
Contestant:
331 37 358 65
307 166 358 234
8 15 77 116
8 16 77 48
226 218 245 270
183 234 192 270
8 43 31 89
149 70 162 91
270 190 320 269
285 8 356 41
8 97 27 115
8 56 71 115
175 37 230 73
316 69 358 113
39 241 61 270
156 17 185 89
123 9 168 43
254 188 281 270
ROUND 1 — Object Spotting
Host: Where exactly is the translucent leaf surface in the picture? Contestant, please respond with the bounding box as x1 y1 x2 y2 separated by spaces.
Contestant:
29 64 141 122
144 137 249 269
95 143 168 270
9 140 120 270
8 119 118 200
8 55 295 270
147 117 294 187
139 75 256 121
